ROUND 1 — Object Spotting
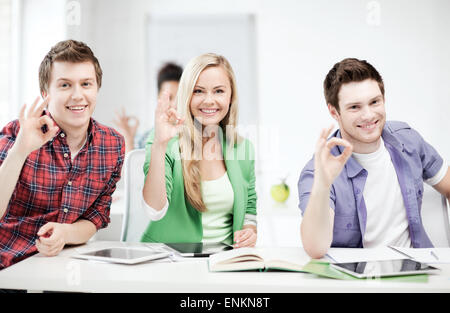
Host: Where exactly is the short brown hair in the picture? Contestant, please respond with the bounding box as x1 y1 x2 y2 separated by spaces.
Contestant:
157 62 183 92
324 58 384 112
39 40 103 94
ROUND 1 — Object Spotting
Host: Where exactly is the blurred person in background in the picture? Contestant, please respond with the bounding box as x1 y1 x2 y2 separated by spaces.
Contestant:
113 62 183 153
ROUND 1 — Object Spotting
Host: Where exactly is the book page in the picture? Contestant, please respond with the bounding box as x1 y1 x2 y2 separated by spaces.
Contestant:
209 247 263 266
259 247 310 271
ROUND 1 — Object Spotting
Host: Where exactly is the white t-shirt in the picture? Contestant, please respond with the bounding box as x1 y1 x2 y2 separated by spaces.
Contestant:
352 138 447 248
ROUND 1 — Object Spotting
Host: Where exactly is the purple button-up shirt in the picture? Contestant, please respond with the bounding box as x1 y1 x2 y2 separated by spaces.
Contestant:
298 121 444 248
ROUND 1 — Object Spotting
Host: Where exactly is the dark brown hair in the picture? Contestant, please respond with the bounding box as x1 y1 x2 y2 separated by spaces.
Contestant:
324 58 384 112
39 40 103 94
157 62 183 92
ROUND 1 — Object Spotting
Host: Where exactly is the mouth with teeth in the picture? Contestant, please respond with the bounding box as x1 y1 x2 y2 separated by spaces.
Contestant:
199 108 219 116
357 120 379 131
66 105 88 113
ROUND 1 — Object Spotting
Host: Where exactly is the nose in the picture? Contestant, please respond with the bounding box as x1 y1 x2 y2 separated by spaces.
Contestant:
203 92 215 106
360 105 375 120
71 84 83 101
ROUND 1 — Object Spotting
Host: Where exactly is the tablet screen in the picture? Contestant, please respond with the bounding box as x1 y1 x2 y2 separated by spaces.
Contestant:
83 248 154 260
331 259 440 278
165 242 233 256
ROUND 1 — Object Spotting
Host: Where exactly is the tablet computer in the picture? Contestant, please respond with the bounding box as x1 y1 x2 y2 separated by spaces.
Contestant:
164 242 233 257
72 247 170 265
330 259 441 278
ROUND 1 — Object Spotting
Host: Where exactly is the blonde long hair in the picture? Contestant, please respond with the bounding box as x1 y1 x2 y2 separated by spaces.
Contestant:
176 53 240 212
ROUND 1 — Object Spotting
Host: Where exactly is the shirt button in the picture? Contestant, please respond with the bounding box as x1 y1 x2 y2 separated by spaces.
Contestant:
64 153 69 158
67 181 72 186
60 133 65 138
63 208 69 213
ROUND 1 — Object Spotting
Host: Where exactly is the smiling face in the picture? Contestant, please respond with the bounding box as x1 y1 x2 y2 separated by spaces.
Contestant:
189 66 232 127
44 61 98 134
329 79 386 153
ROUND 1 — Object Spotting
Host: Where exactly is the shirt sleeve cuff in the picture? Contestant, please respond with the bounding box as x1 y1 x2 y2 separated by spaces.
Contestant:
425 160 448 186
142 197 169 221
244 213 257 227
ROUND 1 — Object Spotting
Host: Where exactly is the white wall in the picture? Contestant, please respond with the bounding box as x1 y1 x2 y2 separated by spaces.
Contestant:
19 0 66 107
255 0 450 209
66 0 450 212
1 0 66 124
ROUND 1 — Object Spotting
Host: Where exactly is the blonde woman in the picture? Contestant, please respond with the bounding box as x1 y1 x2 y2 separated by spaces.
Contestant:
141 53 257 248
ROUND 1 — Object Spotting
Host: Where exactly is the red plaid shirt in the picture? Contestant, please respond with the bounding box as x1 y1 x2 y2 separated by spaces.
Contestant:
0 118 124 269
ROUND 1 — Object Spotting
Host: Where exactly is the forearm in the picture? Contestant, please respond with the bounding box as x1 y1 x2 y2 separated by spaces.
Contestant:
243 224 257 234
0 146 28 219
63 219 97 245
124 135 135 154
432 166 450 204
301 182 334 258
142 143 168 211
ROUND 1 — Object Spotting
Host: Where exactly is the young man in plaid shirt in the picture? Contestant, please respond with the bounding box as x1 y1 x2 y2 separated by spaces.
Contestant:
0 40 125 270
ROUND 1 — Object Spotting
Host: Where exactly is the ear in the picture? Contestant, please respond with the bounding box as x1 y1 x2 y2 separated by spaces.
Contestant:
41 91 50 111
327 103 340 122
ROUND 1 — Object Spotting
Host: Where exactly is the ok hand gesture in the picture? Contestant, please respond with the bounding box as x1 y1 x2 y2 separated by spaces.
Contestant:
314 125 353 188
153 91 185 146
15 96 60 157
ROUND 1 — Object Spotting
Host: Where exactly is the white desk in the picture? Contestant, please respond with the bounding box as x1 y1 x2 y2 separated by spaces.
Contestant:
1 241 450 293
97 185 303 247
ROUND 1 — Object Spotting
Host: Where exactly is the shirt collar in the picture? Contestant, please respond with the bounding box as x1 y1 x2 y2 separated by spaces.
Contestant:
331 123 406 178
380 123 410 154
44 110 95 145
331 129 365 178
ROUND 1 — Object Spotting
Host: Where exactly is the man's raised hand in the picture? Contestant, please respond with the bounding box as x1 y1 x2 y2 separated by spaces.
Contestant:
15 96 59 157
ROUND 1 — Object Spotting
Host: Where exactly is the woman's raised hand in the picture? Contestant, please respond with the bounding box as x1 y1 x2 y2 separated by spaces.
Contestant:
153 91 185 146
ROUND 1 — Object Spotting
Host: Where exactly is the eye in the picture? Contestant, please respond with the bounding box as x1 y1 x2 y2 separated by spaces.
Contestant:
61 83 70 88
193 89 202 94
215 89 224 94
82 82 91 87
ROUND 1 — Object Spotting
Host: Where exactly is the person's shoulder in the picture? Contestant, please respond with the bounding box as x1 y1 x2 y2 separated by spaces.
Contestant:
234 136 255 160
299 155 315 178
384 120 424 143
0 119 20 137
385 120 412 133
92 119 125 146
384 120 436 157
236 136 254 148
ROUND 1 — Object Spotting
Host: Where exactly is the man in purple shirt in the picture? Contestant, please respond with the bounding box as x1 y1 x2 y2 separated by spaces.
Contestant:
298 58 450 258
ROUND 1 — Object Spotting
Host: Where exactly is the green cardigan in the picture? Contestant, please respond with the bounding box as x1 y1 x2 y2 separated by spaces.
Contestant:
140 130 257 243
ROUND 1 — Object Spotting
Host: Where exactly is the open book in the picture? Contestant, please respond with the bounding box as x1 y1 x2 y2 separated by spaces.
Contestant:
208 247 311 272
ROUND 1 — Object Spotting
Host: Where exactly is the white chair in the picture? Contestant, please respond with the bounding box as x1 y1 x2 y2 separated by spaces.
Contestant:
421 183 450 247
120 149 150 242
